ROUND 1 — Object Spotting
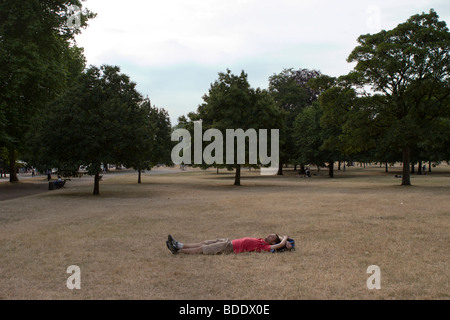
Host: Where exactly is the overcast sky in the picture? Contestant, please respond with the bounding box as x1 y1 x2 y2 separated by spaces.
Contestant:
75 0 450 125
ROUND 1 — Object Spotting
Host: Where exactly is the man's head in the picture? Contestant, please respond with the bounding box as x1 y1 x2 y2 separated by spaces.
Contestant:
265 234 281 245
285 240 293 249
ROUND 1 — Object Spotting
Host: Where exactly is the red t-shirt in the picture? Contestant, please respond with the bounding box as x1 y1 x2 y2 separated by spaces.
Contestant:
231 238 272 253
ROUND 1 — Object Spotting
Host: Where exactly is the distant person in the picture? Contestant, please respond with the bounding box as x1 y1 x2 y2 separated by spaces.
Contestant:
47 169 52 181
54 176 63 188
305 168 311 178
166 234 294 255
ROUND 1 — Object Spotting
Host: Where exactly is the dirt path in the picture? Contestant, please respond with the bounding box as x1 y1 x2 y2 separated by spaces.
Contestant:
0 168 186 201
0 180 49 201
0 175 95 201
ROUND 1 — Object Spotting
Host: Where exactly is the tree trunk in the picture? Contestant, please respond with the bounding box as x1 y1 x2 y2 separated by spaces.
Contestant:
401 146 411 186
138 168 142 184
328 161 334 178
277 162 283 175
93 172 100 195
9 148 18 183
234 165 241 186
300 164 305 175
385 162 388 173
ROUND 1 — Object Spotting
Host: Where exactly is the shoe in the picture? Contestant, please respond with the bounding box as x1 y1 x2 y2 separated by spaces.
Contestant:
166 240 178 254
168 234 180 249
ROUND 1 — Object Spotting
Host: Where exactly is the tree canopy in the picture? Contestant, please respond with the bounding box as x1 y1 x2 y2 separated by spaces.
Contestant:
345 9 449 185
29 65 170 195
2 4 448 192
0 0 95 182
180 70 283 185
268 68 322 174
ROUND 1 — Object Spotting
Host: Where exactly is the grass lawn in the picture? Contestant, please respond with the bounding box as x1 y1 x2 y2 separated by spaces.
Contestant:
0 165 449 299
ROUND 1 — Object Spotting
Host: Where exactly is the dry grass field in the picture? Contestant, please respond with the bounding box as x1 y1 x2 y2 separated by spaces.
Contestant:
0 165 449 300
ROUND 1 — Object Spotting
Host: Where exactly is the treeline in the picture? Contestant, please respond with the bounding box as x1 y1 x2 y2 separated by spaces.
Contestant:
26 65 172 194
1 2 448 193
0 1 172 195
178 9 450 186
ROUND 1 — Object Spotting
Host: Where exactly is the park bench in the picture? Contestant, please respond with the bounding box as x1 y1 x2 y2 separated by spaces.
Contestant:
48 179 67 190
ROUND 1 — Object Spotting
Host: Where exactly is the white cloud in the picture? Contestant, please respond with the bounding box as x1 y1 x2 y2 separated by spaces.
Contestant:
78 0 354 66
75 0 450 123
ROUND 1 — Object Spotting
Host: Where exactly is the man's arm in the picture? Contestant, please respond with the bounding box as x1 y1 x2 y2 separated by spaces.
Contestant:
270 235 289 251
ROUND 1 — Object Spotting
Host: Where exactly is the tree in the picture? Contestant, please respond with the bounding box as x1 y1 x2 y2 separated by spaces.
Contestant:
347 9 450 186
120 98 172 183
293 103 326 170
148 106 173 168
0 0 95 182
31 65 147 195
420 117 450 165
113 97 155 184
269 68 322 174
294 95 347 179
316 75 411 176
184 70 283 185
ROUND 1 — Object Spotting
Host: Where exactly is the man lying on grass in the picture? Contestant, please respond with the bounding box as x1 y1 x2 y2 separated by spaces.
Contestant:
166 234 294 255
